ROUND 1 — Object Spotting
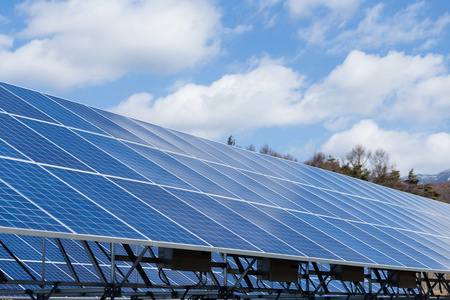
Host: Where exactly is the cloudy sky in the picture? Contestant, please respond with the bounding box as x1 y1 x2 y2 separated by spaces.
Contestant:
0 0 449 175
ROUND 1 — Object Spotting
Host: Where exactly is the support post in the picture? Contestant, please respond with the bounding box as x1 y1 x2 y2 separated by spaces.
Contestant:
41 237 46 282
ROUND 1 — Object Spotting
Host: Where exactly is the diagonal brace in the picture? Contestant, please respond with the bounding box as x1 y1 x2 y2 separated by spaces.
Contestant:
118 246 150 289
231 258 256 292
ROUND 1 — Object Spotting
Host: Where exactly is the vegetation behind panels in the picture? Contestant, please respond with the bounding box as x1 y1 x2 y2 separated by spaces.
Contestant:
227 136 449 203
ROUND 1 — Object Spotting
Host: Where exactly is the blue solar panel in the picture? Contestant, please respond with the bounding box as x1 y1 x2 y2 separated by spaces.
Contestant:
20 118 146 181
46 166 208 246
127 143 237 197
46 95 148 144
135 120 222 163
0 260 35 280
0 83 106 134
0 136 29 160
169 130 255 170
166 188 302 256
213 196 342 261
255 205 374 264
0 178 67 232
110 178 260 251
1 81 450 275
92 108 190 155
75 131 193 190
0 233 43 261
0 85 55 123
0 158 145 238
0 114 92 171
173 155 275 205
295 213 402 267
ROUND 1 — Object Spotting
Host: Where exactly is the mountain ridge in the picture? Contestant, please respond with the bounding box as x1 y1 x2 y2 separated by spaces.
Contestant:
416 168 450 184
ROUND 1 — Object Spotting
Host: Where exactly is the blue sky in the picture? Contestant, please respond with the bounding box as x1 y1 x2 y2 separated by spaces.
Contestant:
0 0 449 175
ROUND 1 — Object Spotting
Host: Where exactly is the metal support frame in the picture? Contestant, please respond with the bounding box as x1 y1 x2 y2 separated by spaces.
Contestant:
0 236 449 300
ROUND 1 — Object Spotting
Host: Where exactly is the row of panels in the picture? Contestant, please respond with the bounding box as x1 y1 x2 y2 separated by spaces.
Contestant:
0 111 449 239
1 157 450 270
1 82 450 272
0 82 447 217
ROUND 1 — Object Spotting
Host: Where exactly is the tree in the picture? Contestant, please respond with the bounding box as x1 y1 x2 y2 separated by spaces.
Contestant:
246 144 256 152
227 135 235 146
345 144 371 168
370 149 394 185
259 144 272 155
341 163 371 181
341 144 371 181
404 169 420 185
304 152 327 168
282 153 297 162
383 170 403 189
304 152 340 172
303 144 443 202
418 184 441 201
323 155 341 173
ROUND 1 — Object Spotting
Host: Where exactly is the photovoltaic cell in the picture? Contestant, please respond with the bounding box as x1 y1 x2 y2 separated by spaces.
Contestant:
20 118 146 181
0 85 55 123
0 83 106 134
127 143 237 197
168 153 264 201
213 197 343 261
75 131 193 190
0 137 29 160
46 95 148 145
135 120 222 163
269 178 343 217
255 205 374 264
329 218 426 269
0 158 144 238
0 233 43 261
0 178 66 232
204 162 281 206
295 213 403 267
0 114 92 171
92 108 190 155
110 178 260 251
165 188 303 256
169 130 254 170
375 226 450 269
46 167 208 246
1 81 450 274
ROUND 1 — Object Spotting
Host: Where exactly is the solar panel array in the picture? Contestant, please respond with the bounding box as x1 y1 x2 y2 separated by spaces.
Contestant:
1 81 450 275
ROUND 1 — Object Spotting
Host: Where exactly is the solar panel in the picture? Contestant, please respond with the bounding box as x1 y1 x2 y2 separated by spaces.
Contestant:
1 81 450 281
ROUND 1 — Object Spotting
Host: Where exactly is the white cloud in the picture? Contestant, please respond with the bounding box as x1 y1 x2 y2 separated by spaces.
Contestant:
321 119 450 175
0 15 9 24
111 51 450 141
293 1 450 52
299 50 447 125
0 0 222 88
0 34 13 49
330 2 450 53
110 57 306 139
285 0 361 18
286 0 363 46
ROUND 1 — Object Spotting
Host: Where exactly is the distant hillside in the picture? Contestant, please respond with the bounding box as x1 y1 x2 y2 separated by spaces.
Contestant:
430 182 450 204
416 168 450 184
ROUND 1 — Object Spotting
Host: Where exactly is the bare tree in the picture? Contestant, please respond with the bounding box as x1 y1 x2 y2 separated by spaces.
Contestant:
246 144 256 152
259 144 272 155
370 149 394 184
304 152 327 168
345 144 371 168
304 152 340 172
